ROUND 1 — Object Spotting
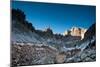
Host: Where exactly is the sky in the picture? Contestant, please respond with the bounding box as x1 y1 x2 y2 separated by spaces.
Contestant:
12 1 96 34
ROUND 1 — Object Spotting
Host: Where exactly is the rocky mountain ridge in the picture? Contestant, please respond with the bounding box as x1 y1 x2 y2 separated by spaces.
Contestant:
63 27 87 39
11 9 82 48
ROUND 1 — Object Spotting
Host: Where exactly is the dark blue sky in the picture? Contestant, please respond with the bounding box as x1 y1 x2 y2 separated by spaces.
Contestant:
12 1 96 34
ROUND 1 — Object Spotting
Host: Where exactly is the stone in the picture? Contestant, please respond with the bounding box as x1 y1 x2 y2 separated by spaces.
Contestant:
55 52 66 63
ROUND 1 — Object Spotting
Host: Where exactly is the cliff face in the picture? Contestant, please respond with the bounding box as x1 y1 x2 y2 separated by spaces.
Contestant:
84 23 96 40
63 27 87 39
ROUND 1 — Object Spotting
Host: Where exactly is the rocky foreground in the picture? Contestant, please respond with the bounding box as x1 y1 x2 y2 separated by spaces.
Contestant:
11 41 96 67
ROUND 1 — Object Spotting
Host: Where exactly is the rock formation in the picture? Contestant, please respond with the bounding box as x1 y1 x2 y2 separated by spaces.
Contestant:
63 27 87 39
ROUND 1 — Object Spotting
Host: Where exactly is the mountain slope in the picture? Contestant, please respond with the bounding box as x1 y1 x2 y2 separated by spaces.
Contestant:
11 9 46 44
66 23 96 62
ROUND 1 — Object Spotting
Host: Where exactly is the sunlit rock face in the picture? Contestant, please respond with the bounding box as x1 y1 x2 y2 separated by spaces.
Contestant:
63 27 87 39
81 29 87 39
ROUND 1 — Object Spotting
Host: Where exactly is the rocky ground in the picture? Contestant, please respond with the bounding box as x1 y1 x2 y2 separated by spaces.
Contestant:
11 42 96 67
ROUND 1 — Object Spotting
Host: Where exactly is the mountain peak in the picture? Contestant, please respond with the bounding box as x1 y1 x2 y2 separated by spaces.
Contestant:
63 27 87 39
